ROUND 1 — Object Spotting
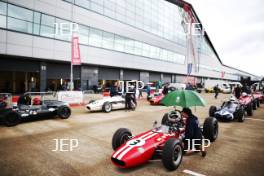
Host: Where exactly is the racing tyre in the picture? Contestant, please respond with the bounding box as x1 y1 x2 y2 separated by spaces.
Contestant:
256 99 260 107
162 138 183 171
4 111 21 127
247 103 253 116
237 107 245 122
57 106 71 119
253 100 257 110
161 113 169 125
103 102 112 113
209 106 217 117
112 128 132 150
203 117 218 142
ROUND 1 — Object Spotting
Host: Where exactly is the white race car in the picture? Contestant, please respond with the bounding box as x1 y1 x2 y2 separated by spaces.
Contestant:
86 95 134 113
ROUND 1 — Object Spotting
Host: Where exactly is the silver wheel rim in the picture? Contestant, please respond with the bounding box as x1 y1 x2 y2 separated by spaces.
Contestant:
173 145 182 166
105 104 111 111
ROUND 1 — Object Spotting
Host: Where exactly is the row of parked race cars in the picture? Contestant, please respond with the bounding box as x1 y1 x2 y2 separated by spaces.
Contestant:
0 90 263 172
0 90 263 126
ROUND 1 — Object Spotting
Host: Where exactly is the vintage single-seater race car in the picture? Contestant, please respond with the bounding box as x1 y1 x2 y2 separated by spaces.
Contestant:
149 93 165 105
86 95 136 113
209 97 245 122
111 110 218 170
252 91 264 106
238 92 255 116
0 92 71 127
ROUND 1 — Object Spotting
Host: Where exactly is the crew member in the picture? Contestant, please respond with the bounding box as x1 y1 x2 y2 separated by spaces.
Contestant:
182 107 206 157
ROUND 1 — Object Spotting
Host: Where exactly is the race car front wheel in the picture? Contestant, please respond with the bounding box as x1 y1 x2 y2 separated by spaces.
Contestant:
103 102 112 113
57 106 71 119
209 106 217 117
203 117 218 142
246 103 253 116
4 111 21 127
162 138 183 171
112 128 132 150
237 107 245 122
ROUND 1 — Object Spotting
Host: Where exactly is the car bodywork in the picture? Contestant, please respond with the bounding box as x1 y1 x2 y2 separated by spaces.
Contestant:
210 100 245 122
149 93 164 105
111 111 218 170
0 92 71 126
86 96 126 112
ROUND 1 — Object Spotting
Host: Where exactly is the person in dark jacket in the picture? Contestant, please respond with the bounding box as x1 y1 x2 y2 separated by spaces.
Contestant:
162 84 169 95
234 85 242 99
214 84 220 99
182 107 206 157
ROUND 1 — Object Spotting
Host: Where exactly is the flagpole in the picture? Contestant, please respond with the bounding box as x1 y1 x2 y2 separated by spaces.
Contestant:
70 3 74 91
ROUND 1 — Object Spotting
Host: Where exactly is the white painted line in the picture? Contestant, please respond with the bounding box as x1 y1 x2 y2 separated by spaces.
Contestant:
183 169 206 176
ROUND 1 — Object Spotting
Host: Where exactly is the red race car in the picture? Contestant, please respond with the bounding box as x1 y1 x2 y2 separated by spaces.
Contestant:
239 92 255 116
149 93 165 105
252 91 264 107
111 110 218 171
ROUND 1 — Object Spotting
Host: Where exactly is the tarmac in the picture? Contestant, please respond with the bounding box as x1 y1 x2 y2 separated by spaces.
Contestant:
0 93 263 176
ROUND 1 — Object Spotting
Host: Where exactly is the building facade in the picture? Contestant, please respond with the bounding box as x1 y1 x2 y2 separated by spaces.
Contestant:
0 0 258 93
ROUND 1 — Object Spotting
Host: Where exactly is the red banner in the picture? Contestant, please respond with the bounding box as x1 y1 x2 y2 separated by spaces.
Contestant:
221 71 225 79
72 37 81 65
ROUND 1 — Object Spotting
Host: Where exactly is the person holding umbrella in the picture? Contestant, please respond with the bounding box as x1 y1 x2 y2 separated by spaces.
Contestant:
181 107 206 157
161 90 209 157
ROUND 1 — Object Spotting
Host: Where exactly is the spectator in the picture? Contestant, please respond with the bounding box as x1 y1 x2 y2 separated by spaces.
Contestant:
214 84 220 99
234 85 242 99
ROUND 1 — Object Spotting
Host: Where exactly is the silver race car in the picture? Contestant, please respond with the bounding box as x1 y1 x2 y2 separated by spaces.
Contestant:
86 95 135 113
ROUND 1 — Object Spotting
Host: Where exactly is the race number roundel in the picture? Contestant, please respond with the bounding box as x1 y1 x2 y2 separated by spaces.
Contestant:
127 139 145 147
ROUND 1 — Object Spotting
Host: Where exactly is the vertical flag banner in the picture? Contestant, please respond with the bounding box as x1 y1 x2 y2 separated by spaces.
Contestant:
187 63 192 75
221 71 225 79
72 37 81 65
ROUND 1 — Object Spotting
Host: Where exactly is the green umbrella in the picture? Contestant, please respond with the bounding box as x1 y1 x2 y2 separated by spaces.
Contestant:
161 90 206 107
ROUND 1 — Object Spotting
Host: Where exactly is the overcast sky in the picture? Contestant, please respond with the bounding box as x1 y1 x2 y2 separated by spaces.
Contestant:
185 0 264 76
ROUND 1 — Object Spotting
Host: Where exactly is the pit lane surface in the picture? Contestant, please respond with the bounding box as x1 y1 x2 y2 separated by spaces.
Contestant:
0 93 263 176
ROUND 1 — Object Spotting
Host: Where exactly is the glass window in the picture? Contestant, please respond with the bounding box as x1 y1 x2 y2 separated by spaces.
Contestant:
0 15 6 28
78 25 89 44
142 43 150 57
40 25 54 38
75 0 91 9
134 41 142 55
102 31 114 49
8 17 32 33
0 1 7 15
114 35 125 52
124 39 134 54
33 23 40 35
33 12 41 24
104 8 115 19
160 49 168 61
89 28 102 47
91 2 103 13
8 4 33 22
104 0 115 10
41 14 55 27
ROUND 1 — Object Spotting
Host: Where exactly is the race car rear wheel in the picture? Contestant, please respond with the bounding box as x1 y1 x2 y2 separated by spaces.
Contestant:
246 103 253 116
57 106 71 119
4 111 21 127
162 138 183 171
256 99 260 107
103 102 112 113
112 128 132 150
253 100 257 110
203 117 218 142
209 106 217 117
237 107 245 122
